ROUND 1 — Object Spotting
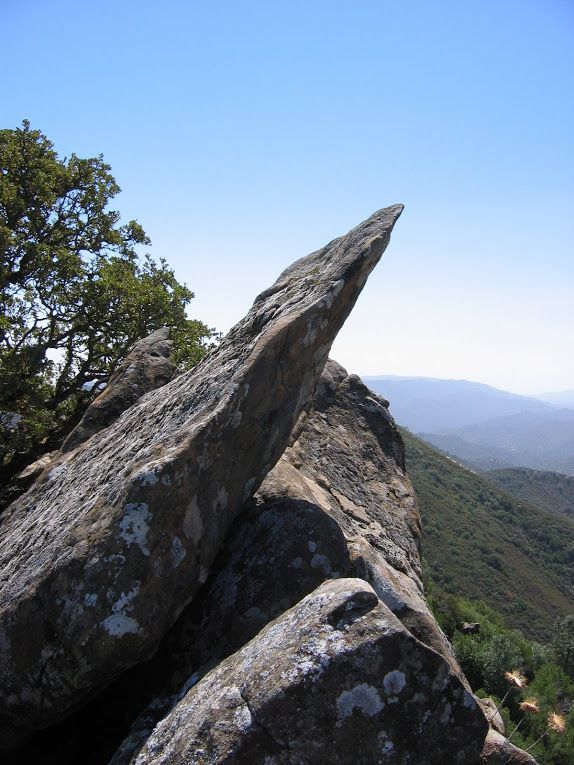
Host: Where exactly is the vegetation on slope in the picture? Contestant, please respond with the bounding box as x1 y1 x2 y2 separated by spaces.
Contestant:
485 468 574 520
428 586 574 765
401 428 574 641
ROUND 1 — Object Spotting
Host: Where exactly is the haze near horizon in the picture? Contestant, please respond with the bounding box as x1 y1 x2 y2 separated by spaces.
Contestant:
2 0 572 394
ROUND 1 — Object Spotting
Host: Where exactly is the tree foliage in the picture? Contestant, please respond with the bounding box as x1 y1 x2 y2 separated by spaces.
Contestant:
0 121 216 484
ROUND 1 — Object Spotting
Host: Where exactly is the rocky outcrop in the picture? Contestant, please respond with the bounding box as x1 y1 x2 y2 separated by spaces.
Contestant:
61 327 176 453
480 730 538 764
108 360 474 763
479 697 505 736
132 579 487 765
0 205 403 747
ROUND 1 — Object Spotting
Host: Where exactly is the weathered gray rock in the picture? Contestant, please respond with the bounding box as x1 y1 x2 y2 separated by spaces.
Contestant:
61 327 176 453
132 578 488 765
0 205 403 747
480 730 538 764
109 360 467 763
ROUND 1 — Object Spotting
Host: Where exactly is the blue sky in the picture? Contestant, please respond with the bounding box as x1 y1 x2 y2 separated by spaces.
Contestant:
2 0 573 393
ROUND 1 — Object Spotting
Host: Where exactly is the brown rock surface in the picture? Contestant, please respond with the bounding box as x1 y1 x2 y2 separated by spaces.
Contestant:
0 205 403 747
132 578 488 765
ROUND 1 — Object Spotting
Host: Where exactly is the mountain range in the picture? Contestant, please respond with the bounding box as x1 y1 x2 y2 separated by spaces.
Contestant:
364 376 574 476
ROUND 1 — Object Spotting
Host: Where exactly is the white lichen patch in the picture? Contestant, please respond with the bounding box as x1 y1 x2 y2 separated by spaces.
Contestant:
102 614 140 637
170 536 187 568
183 495 203 543
307 540 317 553
136 468 159 486
101 584 141 637
119 503 152 555
233 703 253 731
84 593 98 607
337 683 384 723
383 670 406 697
114 584 140 612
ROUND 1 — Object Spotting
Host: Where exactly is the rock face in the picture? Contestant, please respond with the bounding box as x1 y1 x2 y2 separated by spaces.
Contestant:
478 698 505 736
0 205 403 746
108 360 475 763
480 730 538 764
133 579 487 765
61 327 176 453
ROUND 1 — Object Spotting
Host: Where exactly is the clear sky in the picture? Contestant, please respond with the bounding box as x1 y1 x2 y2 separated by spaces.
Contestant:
2 0 573 394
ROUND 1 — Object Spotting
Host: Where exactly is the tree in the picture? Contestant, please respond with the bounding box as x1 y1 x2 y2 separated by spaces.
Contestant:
0 120 216 487
553 615 574 680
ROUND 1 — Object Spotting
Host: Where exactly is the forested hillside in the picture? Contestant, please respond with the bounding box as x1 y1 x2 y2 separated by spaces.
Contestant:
401 429 574 641
485 468 574 520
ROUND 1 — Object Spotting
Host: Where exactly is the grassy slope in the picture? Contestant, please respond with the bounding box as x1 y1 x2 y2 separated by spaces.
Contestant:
401 429 574 641
484 467 574 520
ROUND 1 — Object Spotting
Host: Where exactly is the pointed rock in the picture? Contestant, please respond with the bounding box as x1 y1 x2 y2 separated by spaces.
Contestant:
0 206 403 747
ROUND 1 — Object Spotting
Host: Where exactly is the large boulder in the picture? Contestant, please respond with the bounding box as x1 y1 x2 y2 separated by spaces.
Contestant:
131 579 488 765
0 205 403 747
109 360 467 763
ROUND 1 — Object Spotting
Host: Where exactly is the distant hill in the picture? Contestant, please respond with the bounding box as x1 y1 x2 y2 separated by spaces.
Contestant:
534 389 574 408
484 467 574 520
417 432 516 471
362 376 574 477
400 428 574 641
422 408 574 476
363 375 553 432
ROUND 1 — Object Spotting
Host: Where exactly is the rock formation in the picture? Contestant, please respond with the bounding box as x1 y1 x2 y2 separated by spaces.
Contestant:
109 359 486 764
480 730 538 764
0 206 403 746
0 205 537 764
132 579 486 765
